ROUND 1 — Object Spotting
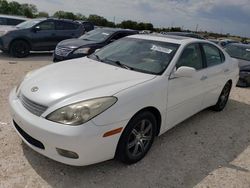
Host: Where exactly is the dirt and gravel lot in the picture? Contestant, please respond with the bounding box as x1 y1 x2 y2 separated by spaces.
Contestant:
0 52 250 188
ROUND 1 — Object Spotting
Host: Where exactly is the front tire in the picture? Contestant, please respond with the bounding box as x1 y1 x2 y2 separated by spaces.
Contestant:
10 40 30 58
116 111 157 164
211 82 232 111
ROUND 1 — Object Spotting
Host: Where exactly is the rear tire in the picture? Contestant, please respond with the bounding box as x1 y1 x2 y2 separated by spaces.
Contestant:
10 40 30 58
211 82 232 111
116 111 157 164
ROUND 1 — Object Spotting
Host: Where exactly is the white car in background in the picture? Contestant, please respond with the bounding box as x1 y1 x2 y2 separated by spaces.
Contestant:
9 34 239 166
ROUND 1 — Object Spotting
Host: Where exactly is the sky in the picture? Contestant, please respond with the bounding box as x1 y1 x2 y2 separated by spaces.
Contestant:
15 0 250 37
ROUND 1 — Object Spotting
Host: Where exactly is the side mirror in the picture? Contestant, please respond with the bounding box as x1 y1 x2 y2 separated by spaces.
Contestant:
33 26 41 32
173 66 196 78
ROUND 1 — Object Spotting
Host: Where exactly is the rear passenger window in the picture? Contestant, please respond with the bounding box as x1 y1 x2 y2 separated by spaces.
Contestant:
38 21 55 30
202 44 224 67
56 21 78 30
176 44 203 70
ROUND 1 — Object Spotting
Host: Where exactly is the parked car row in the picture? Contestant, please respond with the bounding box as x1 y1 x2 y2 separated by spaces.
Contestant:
162 32 205 40
225 43 250 87
209 38 240 48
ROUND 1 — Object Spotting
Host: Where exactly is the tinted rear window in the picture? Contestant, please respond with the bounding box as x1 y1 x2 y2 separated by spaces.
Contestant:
56 21 79 30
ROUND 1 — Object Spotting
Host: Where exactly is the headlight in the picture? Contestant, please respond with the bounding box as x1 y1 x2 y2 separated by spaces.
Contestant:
46 97 117 125
73 47 90 55
0 30 8 36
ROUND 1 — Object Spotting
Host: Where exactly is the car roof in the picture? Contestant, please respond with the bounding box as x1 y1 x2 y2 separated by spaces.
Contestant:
95 27 138 33
167 32 193 35
128 33 202 45
227 43 250 48
0 14 28 20
47 18 80 24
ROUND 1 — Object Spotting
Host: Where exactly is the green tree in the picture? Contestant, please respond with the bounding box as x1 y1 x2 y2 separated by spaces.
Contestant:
88 14 109 26
170 27 181 32
144 23 154 30
75 13 87 20
8 1 22 15
37 11 49 18
53 11 77 20
0 0 10 14
21 3 37 18
118 20 138 29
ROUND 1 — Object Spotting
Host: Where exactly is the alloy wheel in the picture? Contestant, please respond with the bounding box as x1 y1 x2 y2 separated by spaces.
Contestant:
126 119 153 159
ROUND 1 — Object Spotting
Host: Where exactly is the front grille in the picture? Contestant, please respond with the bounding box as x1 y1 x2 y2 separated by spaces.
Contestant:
13 121 45 150
55 46 73 57
19 94 47 116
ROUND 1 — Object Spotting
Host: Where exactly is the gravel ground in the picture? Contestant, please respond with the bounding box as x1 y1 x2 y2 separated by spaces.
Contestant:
0 52 250 188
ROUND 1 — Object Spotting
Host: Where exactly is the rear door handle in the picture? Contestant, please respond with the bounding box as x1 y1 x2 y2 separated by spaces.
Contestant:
200 75 208 81
224 69 230 73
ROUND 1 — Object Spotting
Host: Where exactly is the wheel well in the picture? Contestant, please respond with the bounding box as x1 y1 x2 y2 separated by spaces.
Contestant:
9 38 31 50
227 79 232 87
133 107 162 136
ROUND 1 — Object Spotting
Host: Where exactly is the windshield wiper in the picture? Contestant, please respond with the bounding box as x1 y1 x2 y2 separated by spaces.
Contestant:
104 58 133 70
93 54 103 62
115 61 134 70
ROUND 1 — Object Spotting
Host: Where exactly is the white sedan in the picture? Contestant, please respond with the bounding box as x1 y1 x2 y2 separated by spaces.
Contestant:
9 34 239 166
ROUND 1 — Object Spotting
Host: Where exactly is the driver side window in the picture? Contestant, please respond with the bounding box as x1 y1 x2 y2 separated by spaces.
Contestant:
37 21 55 30
176 44 203 70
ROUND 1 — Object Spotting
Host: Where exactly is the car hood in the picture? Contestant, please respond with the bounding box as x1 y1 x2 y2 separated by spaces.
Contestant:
20 57 156 106
57 38 98 49
237 59 250 71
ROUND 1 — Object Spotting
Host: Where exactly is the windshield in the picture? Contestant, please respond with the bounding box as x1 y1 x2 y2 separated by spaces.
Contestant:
88 38 179 75
79 29 115 42
16 19 41 29
225 45 250 61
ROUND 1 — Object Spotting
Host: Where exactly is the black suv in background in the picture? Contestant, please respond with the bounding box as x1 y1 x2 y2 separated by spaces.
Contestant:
0 18 84 57
53 28 138 62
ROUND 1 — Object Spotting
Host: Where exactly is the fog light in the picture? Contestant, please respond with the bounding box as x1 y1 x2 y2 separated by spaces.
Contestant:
56 148 79 159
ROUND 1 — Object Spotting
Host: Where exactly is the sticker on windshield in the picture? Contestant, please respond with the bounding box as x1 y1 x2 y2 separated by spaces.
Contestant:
151 45 173 54
102 33 110 35
246 49 250 52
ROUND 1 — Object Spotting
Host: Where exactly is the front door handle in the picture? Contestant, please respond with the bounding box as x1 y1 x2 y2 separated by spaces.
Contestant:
200 75 208 81
224 69 230 73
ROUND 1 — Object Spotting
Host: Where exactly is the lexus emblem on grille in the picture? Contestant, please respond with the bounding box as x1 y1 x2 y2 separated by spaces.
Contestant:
31 86 39 92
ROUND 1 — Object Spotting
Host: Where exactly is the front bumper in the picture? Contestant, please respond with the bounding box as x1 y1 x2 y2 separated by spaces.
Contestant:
9 89 127 166
53 51 85 62
0 37 4 50
237 71 250 87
